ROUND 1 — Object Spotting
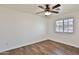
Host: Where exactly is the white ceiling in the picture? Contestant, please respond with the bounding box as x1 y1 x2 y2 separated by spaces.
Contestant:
0 4 79 15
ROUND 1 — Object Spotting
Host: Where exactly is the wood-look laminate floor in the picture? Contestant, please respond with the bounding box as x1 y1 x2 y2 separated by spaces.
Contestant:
0 40 79 55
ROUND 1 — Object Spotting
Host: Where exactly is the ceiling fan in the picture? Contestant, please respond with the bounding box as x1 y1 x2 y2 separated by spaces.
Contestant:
36 4 61 16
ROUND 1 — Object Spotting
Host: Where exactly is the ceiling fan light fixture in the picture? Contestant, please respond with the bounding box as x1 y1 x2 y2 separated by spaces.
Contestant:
45 11 52 16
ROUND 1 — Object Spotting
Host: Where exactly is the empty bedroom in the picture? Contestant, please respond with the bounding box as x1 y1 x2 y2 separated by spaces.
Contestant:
0 4 79 55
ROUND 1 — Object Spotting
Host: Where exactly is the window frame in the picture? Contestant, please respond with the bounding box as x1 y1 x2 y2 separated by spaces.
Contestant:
55 17 74 33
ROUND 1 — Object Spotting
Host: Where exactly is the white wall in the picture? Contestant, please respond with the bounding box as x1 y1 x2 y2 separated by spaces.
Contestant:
0 6 79 53
0 7 47 52
48 11 79 48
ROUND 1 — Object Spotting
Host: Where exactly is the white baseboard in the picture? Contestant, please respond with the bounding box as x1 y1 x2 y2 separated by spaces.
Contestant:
0 38 47 53
49 38 79 48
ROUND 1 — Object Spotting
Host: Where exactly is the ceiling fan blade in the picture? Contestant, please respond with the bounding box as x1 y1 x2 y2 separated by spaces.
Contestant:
36 11 45 14
50 11 59 13
52 4 61 9
38 6 45 9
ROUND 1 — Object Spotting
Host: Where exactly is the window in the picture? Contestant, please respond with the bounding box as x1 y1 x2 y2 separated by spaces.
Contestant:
56 20 63 32
56 18 74 33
